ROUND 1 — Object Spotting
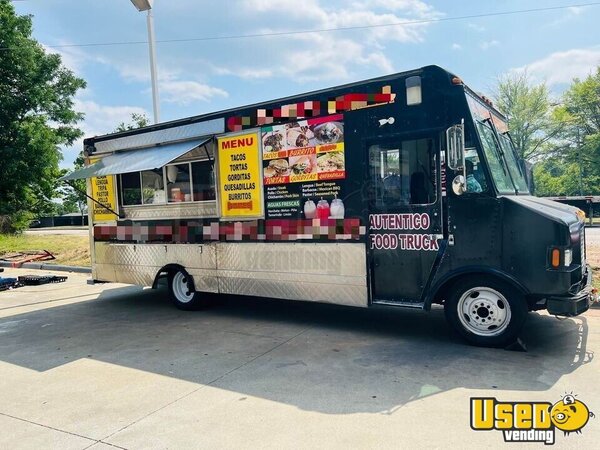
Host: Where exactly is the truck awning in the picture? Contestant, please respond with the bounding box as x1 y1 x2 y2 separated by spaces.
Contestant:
61 137 211 181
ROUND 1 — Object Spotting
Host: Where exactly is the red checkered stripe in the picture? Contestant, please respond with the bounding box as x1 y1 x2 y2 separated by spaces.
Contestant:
94 218 366 243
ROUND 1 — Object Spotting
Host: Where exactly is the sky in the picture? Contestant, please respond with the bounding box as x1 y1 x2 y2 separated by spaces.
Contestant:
11 0 600 169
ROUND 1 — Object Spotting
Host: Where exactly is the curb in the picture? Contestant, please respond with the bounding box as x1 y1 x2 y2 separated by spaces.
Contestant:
0 261 91 274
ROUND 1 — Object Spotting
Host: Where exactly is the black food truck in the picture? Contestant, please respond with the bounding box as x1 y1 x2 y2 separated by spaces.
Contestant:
63 65 596 347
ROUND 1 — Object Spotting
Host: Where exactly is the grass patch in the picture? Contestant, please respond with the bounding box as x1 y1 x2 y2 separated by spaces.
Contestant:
0 234 90 267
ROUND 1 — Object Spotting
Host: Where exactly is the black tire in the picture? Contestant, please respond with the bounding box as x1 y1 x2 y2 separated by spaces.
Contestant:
168 268 207 310
444 276 527 347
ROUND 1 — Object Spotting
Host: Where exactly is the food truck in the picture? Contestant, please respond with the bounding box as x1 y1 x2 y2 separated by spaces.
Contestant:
63 65 596 347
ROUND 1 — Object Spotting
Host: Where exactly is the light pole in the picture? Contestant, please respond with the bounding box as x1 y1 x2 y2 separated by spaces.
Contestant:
130 0 160 124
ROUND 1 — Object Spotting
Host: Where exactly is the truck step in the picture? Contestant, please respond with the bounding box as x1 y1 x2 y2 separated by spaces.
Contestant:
372 300 425 309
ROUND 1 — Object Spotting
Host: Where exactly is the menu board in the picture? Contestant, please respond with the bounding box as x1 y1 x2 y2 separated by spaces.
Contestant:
261 115 346 219
89 157 117 223
217 132 263 218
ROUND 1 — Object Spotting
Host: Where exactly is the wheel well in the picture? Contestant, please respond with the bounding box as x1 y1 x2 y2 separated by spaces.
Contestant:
429 271 527 308
152 264 190 289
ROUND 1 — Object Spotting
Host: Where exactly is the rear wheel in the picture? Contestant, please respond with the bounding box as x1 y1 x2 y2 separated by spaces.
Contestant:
444 276 527 347
168 269 205 310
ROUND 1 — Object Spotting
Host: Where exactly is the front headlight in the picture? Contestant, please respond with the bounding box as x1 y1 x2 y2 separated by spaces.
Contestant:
564 249 573 267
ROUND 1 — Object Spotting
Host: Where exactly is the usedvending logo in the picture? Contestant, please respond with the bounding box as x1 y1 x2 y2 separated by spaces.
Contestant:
470 394 594 445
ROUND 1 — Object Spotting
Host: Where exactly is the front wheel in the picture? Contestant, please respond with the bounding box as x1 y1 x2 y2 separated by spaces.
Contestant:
168 269 206 310
444 276 527 347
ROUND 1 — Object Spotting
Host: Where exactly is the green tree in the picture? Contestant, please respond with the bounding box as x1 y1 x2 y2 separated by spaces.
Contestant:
493 71 554 161
0 0 86 232
534 67 600 196
555 67 600 194
114 112 150 133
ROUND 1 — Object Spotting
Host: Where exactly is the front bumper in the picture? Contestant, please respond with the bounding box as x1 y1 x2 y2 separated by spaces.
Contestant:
547 265 596 316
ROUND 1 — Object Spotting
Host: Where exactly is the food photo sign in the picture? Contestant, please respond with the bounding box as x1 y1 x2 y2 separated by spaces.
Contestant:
261 115 346 219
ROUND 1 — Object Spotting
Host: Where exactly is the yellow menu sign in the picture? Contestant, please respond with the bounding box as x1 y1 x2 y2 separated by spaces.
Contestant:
89 157 117 223
218 132 262 218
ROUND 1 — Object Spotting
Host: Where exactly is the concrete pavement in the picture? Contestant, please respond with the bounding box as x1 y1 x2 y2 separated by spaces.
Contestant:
0 268 599 449
585 226 600 245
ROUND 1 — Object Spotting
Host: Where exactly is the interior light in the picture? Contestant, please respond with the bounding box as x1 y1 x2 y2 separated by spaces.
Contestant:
167 165 178 183
406 76 422 106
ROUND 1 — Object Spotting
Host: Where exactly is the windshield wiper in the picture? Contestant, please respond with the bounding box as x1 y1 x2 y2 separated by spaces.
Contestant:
483 117 518 194
502 131 526 177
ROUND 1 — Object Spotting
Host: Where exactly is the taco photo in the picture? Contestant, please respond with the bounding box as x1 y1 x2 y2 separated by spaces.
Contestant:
262 129 285 153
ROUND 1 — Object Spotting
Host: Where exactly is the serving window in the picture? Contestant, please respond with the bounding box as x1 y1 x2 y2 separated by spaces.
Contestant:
117 140 216 208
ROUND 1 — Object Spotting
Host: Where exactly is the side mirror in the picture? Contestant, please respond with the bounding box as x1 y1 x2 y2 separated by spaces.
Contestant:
446 121 465 171
452 175 466 196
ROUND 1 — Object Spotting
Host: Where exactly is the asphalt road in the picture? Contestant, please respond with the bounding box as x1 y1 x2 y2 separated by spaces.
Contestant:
0 268 599 449
24 227 88 236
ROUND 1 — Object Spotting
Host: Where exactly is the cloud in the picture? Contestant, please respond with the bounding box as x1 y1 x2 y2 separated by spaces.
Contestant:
480 40 499 50
74 100 148 138
451 43 462 51
468 23 486 32
211 33 394 83
545 5 590 27
240 0 440 44
511 48 600 86
160 81 228 105
356 0 438 17
211 65 274 80
216 0 439 82
567 6 585 15
280 36 394 82
42 45 83 75
59 51 229 107
42 43 109 77
59 99 151 168
46 0 441 104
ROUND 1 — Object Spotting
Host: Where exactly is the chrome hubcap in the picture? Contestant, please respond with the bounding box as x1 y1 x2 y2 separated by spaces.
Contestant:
172 271 194 303
457 287 511 336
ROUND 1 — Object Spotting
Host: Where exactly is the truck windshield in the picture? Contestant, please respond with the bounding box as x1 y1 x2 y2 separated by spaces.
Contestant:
475 121 515 194
467 92 529 195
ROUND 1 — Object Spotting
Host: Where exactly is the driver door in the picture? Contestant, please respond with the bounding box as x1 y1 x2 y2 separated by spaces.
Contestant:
367 132 443 304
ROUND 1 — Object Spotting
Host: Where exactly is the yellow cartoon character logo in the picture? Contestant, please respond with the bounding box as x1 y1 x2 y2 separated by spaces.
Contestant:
550 394 594 435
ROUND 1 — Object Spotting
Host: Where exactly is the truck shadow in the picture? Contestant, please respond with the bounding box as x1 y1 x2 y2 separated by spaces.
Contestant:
0 284 593 415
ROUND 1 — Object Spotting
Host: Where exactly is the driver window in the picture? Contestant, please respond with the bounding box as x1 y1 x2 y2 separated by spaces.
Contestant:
368 137 436 208
464 145 488 193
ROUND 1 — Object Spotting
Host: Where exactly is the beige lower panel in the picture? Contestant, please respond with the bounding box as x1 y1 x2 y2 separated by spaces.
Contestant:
218 277 368 307
216 243 368 307
94 242 217 269
94 263 218 292
93 242 368 306
216 242 366 277
93 242 218 292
